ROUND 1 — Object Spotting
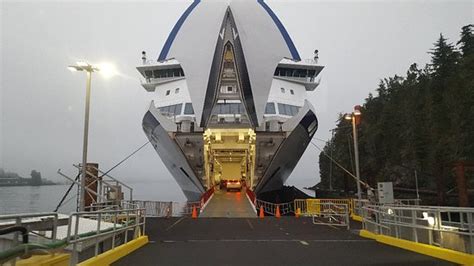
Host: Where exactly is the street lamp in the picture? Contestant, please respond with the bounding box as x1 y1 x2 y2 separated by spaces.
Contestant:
68 61 116 211
69 61 99 212
345 105 362 201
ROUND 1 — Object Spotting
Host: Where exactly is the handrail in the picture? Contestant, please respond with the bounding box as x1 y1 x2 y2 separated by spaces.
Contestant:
0 206 146 264
130 200 201 217
361 204 474 254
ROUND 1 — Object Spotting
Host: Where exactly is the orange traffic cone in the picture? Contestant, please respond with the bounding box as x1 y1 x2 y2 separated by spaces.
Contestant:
192 206 198 219
259 206 264 218
275 206 281 218
295 207 301 218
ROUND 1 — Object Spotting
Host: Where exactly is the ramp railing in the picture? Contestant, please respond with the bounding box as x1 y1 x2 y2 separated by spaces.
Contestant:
255 199 294 216
130 200 201 217
362 204 474 254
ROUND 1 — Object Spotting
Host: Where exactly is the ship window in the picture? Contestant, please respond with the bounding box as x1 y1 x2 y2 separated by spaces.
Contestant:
278 103 286 115
213 103 243 114
175 88 180 94
280 88 285 93
145 70 153 79
227 86 233 92
174 103 183 115
285 104 292 116
173 69 181 77
277 103 300 116
290 105 298 115
274 67 314 78
184 103 194 115
168 105 176 115
290 89 294 95
265 103 276 114
159 106 169 114
230 103 240 113
222 104 231 114
166 90 170 96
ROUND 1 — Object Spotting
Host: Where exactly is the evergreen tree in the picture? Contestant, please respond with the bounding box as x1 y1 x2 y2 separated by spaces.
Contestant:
458 24 474 56
319 25 474 206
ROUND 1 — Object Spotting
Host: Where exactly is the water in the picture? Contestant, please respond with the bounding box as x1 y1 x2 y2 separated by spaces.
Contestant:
0 178 315 215
0 179 187 215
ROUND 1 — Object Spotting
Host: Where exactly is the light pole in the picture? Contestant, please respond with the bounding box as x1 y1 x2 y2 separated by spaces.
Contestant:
68 62 99 211
345 105 362 201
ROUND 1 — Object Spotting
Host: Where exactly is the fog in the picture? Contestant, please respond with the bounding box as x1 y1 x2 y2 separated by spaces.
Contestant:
1 1 472 196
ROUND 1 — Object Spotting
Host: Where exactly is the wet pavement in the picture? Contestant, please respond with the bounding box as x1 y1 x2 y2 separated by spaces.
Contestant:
199 189 256 218
114 217 453 266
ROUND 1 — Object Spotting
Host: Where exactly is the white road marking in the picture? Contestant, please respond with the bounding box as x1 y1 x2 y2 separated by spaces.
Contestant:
165 217 185 231
161 239 372 243
246 219 254 230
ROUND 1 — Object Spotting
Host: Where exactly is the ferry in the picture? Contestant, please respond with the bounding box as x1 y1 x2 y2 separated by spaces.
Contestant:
136 0 323 201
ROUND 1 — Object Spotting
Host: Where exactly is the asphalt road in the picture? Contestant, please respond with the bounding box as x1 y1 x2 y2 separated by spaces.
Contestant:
113 217 453 266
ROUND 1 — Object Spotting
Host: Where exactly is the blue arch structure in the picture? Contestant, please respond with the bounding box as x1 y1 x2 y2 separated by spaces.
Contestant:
158 0 301 62
257 0 301 61
158 0 201 61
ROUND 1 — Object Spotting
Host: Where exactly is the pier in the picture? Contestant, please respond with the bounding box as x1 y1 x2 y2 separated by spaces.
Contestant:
1 195 474 265
114 217 450 266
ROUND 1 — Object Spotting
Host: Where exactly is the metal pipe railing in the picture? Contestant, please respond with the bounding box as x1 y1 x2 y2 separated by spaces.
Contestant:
0 206 146 265
361 204 474 254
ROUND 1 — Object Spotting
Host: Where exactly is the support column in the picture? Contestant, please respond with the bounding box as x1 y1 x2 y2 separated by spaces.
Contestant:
84 163 99 210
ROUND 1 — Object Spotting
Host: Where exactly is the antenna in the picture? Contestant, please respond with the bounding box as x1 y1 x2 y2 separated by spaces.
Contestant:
313 49 319 64
142 51 147 65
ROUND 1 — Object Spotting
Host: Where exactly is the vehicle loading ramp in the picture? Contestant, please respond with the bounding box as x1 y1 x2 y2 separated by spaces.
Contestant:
199 189 257 218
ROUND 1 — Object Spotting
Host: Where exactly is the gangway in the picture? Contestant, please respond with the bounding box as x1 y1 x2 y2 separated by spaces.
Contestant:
199 189 257 218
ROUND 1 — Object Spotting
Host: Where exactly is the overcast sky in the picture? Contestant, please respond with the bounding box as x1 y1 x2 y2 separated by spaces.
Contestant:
1 1 472 195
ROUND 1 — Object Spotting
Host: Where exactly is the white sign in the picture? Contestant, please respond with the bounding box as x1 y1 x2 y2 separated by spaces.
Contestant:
377 182 394 204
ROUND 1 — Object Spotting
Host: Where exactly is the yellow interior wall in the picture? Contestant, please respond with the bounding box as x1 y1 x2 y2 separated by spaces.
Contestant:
221 163 242 180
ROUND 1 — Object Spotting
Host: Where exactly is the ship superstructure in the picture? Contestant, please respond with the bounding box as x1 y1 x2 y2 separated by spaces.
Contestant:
137 1 323 201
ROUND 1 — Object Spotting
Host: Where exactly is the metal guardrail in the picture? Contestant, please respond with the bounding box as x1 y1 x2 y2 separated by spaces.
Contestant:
352 198 421 218
255 199 294 216
0 206 145 265
312 202 350 229
361 204 474 254
130 200 201 217
0 212 60 245
67 207 146 265
295 199 352 216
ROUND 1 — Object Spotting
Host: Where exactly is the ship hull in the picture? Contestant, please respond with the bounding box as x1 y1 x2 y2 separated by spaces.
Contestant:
142 107 205 201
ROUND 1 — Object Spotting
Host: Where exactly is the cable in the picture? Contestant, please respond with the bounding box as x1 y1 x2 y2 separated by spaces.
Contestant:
98 141 150 179
310 140 374 191
54 173 80 212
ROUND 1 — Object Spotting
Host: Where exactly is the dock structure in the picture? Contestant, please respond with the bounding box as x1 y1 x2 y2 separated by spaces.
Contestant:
2 196 474 265
199 189 257 218
113 217 450 266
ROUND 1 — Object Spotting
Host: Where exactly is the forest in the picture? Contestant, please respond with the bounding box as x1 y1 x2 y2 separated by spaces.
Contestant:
318 24 474 206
